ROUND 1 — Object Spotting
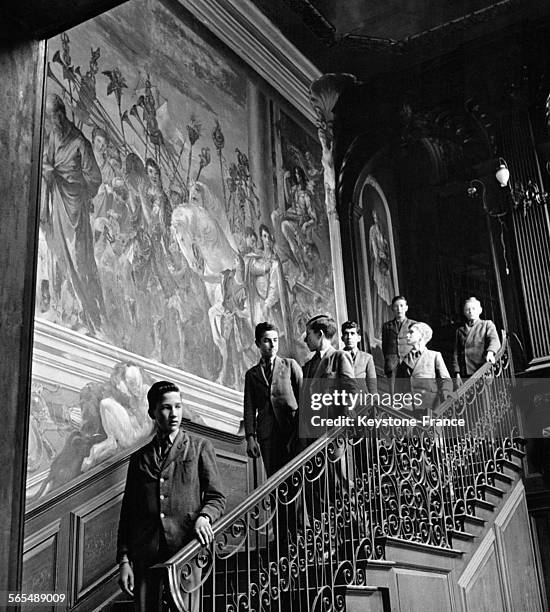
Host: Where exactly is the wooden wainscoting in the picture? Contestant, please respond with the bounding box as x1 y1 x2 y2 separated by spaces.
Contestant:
23 424 248 611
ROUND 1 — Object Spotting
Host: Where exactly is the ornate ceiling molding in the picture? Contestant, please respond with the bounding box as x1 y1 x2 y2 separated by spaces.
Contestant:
279 0 525 55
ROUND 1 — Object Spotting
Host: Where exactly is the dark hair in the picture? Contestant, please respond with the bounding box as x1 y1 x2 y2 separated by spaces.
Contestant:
341 320 360 335
293 165 307 187
47 93 66 115
306 314 337 339
259 224 273 242
147 380 180 419
145 157 161 175
391 295 408 306
255 321 278 343
92 126 109 143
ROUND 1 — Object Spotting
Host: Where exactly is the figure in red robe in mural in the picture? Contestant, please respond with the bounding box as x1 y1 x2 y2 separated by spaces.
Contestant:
41 93 105 333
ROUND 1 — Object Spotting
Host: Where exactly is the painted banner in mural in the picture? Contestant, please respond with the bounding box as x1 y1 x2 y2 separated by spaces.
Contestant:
29 0 336 501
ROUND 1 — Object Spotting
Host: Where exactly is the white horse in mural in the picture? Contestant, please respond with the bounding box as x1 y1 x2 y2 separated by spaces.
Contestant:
171 181 241 384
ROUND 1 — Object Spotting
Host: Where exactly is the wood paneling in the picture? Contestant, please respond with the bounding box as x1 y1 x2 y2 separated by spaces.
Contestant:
23 434 248 609
459 532 506 611
395 569 453 612
215 451 250 513
72 486 124 601
495 485 543 612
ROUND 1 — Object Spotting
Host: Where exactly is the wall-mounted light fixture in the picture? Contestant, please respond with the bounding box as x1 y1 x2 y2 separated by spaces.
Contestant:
468 157 550 274
467 159 511 274
495 158 510 187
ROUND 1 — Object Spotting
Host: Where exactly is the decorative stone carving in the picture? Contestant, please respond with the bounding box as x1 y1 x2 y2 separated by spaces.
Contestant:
309 73 358 219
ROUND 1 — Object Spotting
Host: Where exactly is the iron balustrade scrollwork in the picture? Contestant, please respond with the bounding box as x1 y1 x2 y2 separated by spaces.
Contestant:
150 337 518 611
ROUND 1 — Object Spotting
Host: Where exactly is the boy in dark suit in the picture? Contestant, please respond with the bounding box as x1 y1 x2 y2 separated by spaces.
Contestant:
341 320 378 394
117 380 226 611
382 296 417 392
452 297 501 384
243 322 302 477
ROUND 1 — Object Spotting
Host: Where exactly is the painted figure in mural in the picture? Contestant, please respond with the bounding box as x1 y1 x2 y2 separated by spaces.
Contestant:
171 181 241 382
164 237 220 378
81 363 152 471
41 93 105 334
244 224 288 338
145 157 172 247
209 268 256 387
369 209 394 340
280 166 317 282
91 126 117 220
27 381 108 500
117 381 225 612
171 181 237 284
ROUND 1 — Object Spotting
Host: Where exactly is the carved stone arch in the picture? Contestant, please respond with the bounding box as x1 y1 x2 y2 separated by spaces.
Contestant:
335 92 501 344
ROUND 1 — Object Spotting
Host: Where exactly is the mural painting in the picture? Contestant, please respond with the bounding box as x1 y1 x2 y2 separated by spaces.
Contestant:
359 176 399 348
271 111 336 363
28 0 337 501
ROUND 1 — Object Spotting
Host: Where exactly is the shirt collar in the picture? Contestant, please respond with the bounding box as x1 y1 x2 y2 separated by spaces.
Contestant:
156 429 179 445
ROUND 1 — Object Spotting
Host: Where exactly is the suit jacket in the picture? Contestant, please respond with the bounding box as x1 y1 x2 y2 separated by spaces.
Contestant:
395 348 452 412
452 319 501 376
382 317 417 376
243 356 302 440
345 349 378 394
117 430 225 566
302 346 357 416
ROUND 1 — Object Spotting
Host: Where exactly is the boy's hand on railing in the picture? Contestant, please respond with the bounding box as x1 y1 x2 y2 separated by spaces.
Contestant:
454 374 462 390
486 351 496 364
194 515 214 546
246 435 261 459
118 560 134 596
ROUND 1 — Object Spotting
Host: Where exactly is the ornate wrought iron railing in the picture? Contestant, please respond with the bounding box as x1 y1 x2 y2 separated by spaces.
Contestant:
152 338 521 611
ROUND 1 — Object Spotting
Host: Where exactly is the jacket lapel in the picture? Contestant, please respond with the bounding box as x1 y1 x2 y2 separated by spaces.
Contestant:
317 346 335 376
162 429 188 468
270 356 281 384
252 362 269 387
465 320 481 343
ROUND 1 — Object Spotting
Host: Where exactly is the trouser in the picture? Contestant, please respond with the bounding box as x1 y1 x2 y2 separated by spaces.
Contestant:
259 424 297 549
132 531 200 612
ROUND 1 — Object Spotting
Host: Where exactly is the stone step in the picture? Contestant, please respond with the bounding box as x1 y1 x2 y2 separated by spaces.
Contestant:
489 470 514 486
507 446 526 460
471 497 495 521
498 457 523 476
479 483 506 506
449 528 475 543
449 528 477 556
455 513 486 534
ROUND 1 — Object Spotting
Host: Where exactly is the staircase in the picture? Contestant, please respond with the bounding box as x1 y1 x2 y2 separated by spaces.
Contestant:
149 339 542 611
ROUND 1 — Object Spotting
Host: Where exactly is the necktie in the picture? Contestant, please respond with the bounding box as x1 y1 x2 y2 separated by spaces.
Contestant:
264 359 272 383
310 351 321 373
158 435 171 460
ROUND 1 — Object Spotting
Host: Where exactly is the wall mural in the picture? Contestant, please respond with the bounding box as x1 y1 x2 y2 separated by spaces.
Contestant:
28 0 336 501
359 176 399 350
272 111 336 364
